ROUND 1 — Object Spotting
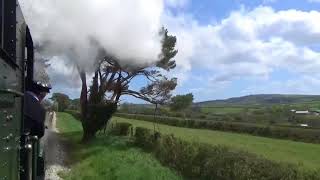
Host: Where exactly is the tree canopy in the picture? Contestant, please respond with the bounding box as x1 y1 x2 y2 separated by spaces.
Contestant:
50 93 70 112
78 28 178 142
170 93 194 112
69 98 80 110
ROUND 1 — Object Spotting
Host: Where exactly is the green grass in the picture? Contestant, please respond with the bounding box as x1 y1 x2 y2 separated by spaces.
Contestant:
56 112 181 180
113 117 320 170
56 112 83 133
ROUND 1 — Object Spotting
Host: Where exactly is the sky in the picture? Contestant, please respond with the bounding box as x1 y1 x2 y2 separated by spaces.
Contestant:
20 0 320 103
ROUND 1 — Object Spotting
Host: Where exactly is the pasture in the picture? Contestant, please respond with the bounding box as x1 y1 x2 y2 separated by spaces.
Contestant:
201 106 246 114
113 116 320 170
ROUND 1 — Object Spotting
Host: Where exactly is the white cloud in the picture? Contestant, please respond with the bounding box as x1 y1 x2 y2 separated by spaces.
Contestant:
18 0 320 99
165 0 189 8
242 75 320 95
163 6 320 83
308 0 320 3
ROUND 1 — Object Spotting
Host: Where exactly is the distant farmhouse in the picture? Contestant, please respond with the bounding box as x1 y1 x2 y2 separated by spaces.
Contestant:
290 109 309 114
294 110 309 115
299 124 309 127
290 109 320 127
290 109 320 115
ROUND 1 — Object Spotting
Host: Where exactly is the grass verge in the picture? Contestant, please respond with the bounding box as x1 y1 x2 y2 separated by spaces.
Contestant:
56 112 181 180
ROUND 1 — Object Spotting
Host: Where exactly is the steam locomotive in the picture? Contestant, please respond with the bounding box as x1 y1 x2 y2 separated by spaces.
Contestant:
0 1 44 180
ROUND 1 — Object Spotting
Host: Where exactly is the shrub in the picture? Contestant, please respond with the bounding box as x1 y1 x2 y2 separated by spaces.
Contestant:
134 129 320 180
134 127 160 150
65 109 81 121
110 122 132 136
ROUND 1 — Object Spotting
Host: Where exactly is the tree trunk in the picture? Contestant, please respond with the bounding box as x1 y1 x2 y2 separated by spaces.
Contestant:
79 70 93 143
153 104 158 133
82 132 95 143
81 122 96 143
78 69 118 143
79 70 88 118
81 103 118 142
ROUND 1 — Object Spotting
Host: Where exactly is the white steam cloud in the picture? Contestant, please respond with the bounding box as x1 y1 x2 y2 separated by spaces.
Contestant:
19 0 165 71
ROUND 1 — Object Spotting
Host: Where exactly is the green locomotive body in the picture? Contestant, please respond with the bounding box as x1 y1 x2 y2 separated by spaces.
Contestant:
0 1 41 180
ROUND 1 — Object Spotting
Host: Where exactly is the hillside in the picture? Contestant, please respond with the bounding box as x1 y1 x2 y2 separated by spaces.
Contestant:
195 94 320 106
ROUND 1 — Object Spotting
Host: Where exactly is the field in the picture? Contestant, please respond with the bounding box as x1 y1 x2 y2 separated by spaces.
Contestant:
56 113 181 180
113 117 320 170
201 106 247 114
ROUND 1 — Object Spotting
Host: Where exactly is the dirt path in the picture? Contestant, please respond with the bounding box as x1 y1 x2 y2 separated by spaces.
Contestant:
43 112 69 180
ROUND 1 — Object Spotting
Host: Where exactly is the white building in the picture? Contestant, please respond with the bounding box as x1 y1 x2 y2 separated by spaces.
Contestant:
295 110 309 115
299 124 309 127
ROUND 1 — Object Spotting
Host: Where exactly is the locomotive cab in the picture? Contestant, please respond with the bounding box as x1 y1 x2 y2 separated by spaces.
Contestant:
0 1 41 180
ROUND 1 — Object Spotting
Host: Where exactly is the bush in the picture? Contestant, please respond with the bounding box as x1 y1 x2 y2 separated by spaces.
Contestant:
134 129 320 180
65 109 81 121
110 122 133 136
115 113 320 144
134 127 160 150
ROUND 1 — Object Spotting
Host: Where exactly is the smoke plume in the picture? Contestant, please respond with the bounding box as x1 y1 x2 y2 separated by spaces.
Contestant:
19 0 165 72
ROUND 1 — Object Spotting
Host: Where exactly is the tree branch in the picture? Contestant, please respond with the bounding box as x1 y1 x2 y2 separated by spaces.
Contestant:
122 90 153 104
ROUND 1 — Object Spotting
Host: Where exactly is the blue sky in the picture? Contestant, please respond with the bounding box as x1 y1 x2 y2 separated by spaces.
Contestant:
170 0 320 23
120 0 320 103
24 0 320 103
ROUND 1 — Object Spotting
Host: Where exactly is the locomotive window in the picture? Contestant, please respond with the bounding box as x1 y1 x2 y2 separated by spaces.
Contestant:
0 0 2 47
2 0 16 61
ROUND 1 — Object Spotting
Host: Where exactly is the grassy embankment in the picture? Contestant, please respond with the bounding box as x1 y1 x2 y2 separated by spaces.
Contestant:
113 117 320 170
56 112 181 180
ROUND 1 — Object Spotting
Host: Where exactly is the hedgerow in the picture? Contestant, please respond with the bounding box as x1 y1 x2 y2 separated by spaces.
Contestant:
132 127 320 180
65 109 82 121
109 122 133 136
116 113 320 144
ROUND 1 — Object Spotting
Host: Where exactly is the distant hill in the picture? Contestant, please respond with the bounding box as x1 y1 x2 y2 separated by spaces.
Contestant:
195 94 320 107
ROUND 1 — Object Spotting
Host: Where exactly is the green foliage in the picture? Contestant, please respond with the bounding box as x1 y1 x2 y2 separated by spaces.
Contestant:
69 98 80 111
133 128 320 180
170 93 194 112
56 113 83 133
201 106 245 114
64 110 82 121
87 103 117 123
140 77 177 105
79 28 178 142
116 117 320 170
57 113 320 179
52 101 59 112
50 93 71 112
157 27 178 70
82 103 117 137
56 112 181 180
110 122 133 136
134 127 159 150
115 113 320 144
196 94 320 106
119 103 131 113
117 104 180 117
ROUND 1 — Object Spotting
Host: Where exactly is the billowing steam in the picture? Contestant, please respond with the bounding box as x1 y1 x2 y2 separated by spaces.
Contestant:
19 0 165 72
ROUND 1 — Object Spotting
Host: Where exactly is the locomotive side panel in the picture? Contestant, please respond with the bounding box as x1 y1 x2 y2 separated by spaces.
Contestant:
0 0 26 179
